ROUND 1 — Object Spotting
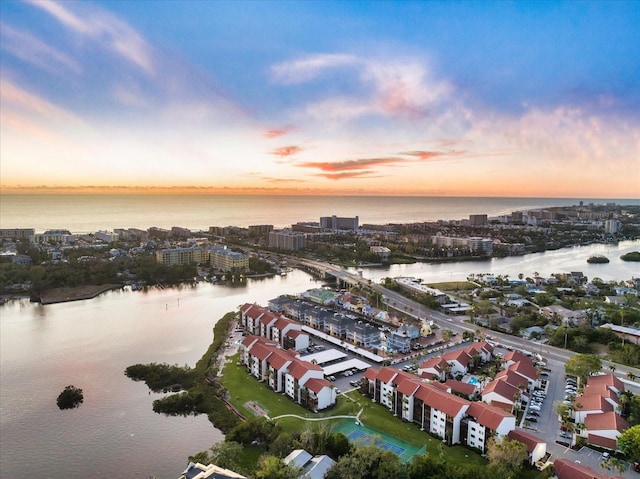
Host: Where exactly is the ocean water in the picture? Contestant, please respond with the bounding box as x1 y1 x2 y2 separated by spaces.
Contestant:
1 194 637 232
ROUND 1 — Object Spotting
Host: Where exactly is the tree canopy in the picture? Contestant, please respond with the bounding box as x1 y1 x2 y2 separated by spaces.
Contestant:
618 424 640 461
56 385 84 410
564 354 602 383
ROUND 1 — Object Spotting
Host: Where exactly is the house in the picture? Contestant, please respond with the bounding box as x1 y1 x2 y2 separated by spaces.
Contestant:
180 461 247 479
418 357 449 381
584 373 625 401
540 305 588 326
283 449 336 479
507 429 547 465
385 330 411 353
584 411 629 450
444 379 478 399
482 378 521 411
463 402 516 452
347 321 381 348
599 324 640 345
441 349 472 377
572 394 614 423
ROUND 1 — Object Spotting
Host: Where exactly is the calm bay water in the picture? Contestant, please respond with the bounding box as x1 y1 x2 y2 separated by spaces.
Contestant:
1 194 639 478
1 194 638 232
0 270 317 479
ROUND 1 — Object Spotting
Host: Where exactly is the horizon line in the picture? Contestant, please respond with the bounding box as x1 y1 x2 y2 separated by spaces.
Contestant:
1 185 638 200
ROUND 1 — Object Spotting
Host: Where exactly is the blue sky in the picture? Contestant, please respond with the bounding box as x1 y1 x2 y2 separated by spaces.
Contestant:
1 0 639 197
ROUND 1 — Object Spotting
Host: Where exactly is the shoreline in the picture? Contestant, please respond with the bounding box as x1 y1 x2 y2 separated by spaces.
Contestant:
38 285 122 305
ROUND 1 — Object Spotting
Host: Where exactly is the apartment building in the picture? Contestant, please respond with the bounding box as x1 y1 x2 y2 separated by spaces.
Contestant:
319 215 359 231
0 228 35 241
268 230 306 251
240 335 336 412
155 246 208 266
363 366 511 447
209 246 249 272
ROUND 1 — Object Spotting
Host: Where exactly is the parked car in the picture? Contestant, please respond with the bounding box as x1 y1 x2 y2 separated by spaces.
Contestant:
525 416 538 422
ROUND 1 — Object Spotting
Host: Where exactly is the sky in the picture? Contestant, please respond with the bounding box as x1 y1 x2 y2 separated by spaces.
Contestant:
0 0 639 198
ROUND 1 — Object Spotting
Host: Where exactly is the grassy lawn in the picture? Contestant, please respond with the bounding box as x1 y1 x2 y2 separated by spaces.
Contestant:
221 354 548 476
343 391 488 467
426 281 477 291
220 353 359 432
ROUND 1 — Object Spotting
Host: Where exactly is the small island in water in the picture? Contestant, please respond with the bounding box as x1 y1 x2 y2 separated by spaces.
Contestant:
620 251 640 262
57 385 84 410
587 255 610 264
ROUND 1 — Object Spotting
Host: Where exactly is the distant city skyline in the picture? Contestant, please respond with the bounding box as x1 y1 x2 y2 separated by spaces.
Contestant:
1 0 639 198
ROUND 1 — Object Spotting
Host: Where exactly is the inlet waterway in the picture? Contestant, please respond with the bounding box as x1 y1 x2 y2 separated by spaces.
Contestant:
1 240 638 478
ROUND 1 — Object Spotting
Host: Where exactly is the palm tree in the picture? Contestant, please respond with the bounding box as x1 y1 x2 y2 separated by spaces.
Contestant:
627 371 637 381
609 364 617 374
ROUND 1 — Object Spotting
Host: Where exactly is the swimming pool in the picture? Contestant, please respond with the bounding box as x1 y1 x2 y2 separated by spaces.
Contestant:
467 376 480 385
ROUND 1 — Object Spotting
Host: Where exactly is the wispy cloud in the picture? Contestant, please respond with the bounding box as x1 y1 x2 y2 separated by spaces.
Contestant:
263 126 298 138
25 0 155 76
298 157 406 172
270 53 357 84
281 53 453 123
1 78 83 125
401 150 465 161
0 23 82 74
316 171 383 181
270 145 303 157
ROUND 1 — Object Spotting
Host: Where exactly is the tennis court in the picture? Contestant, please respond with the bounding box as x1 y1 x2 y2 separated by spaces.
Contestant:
335 420 426 462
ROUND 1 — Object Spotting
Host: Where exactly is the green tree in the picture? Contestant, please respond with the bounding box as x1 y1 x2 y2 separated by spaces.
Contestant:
325 444 408 479
565 354 602 384
56 385 84 410
618 424 640 461
486 437 527 478
253 455 300 479
188 441 243 470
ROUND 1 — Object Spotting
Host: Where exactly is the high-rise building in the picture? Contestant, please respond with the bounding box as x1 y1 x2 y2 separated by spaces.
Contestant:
604 219 621 234
319 215 359 231
469 214 488 226
268 230 306 250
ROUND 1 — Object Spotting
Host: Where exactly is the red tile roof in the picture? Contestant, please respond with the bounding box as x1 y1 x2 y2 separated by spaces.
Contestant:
482 378 520 401
466 402 514 430
584 411 629 432
397 378 421 396
305 377 331 394
504 350 530 364
587 434 618 451
507 429 545 453
507 360 539 381
573 394 614 413
495 369 529 389
587 374 624 393
376 366 399 384
419 357 448 371
286 330 303 339
554 458 611 479
444 379 476 396
364 368 378 381
287 360 314 380
442 349 471 366
250 342 274 361
259 311 279 326
267 349 293 370
274 316 295 330
414 383 470 417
